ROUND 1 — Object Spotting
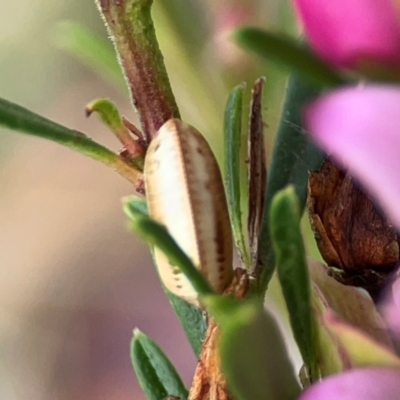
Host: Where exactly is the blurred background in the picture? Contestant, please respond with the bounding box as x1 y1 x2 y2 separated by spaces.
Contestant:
0 1 300 399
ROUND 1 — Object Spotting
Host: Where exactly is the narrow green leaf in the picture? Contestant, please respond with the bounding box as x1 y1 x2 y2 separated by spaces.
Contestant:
127 211 215 298
205 297 300 400
234 28 344 87
256 72 325 293
270 186 319 380
86 98 145 170
0 97 140 185
54 20 124 89
164 291 206 357
123 195 148 217
123 196 206 356
86 98 125 132
131 329 188 400
223 83 250 267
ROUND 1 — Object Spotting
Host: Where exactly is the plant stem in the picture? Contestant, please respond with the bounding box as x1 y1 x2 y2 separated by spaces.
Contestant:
96 0 180 141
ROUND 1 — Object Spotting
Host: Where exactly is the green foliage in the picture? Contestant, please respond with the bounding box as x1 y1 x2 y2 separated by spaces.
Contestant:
270 186 319 380
234 28 344 87
223 83 250 267
86 98 145 169
205 296 301 400
164 292 206 357
1 3 371 399
86 98 126 132
123 196 149 217
255 72 325 294
131 330 188 400
0 97 139 184
123 196 207 356
125 202 214 298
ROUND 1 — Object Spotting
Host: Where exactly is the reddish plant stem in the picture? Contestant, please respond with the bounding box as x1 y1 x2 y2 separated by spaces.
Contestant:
96 0 180 141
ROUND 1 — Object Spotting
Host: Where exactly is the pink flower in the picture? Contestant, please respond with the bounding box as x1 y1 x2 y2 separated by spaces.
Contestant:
293 0 400 69
298 272 400 399
304 84 400 229
298 368 400 399
296 83 400 398
292 2 400 398
302 92 400 347
300 257 400 400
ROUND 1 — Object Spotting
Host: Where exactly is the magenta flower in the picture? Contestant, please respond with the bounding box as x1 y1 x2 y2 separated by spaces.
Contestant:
298 368 400 400
292 1 400 399
298 84 400 399
304 84 400 229
293 0 400 69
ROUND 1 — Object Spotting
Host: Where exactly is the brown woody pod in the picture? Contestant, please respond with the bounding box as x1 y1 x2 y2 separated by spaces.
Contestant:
307 159 399 299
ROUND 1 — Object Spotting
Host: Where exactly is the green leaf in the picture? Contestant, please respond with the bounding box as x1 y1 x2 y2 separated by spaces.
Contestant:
322 313 400 369
234 28 344 87
0 97 140 185
206 297 300 400
270 186 319 380
126 210 214 298
311 304 348 377
123 196 206 356
131 329 188 400
86 98 126 132
164 291 206 357
123 195 148 216
86 98 145 170
223 83 250 267
54 20 124 90
256 72 325 293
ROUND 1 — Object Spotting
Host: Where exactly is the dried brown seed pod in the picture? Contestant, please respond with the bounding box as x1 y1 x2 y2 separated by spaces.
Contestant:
307 158 399 299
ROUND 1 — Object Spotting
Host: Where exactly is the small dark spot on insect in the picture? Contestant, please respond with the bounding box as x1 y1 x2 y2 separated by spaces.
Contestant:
196 146 204 155
176 285 183 289
154 143 161 152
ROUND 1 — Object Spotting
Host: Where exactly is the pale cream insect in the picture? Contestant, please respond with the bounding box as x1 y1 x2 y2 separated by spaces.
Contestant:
144 118 233 307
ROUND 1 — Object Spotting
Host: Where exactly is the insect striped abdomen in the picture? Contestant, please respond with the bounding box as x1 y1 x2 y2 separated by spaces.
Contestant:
144 119 233 307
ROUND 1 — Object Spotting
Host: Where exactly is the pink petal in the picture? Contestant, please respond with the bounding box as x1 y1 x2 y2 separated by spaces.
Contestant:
293 0 400 68
304 85 400 230
299 368 400 400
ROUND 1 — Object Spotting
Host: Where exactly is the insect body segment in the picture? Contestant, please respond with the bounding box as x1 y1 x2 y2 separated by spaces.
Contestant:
144 119 233 307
